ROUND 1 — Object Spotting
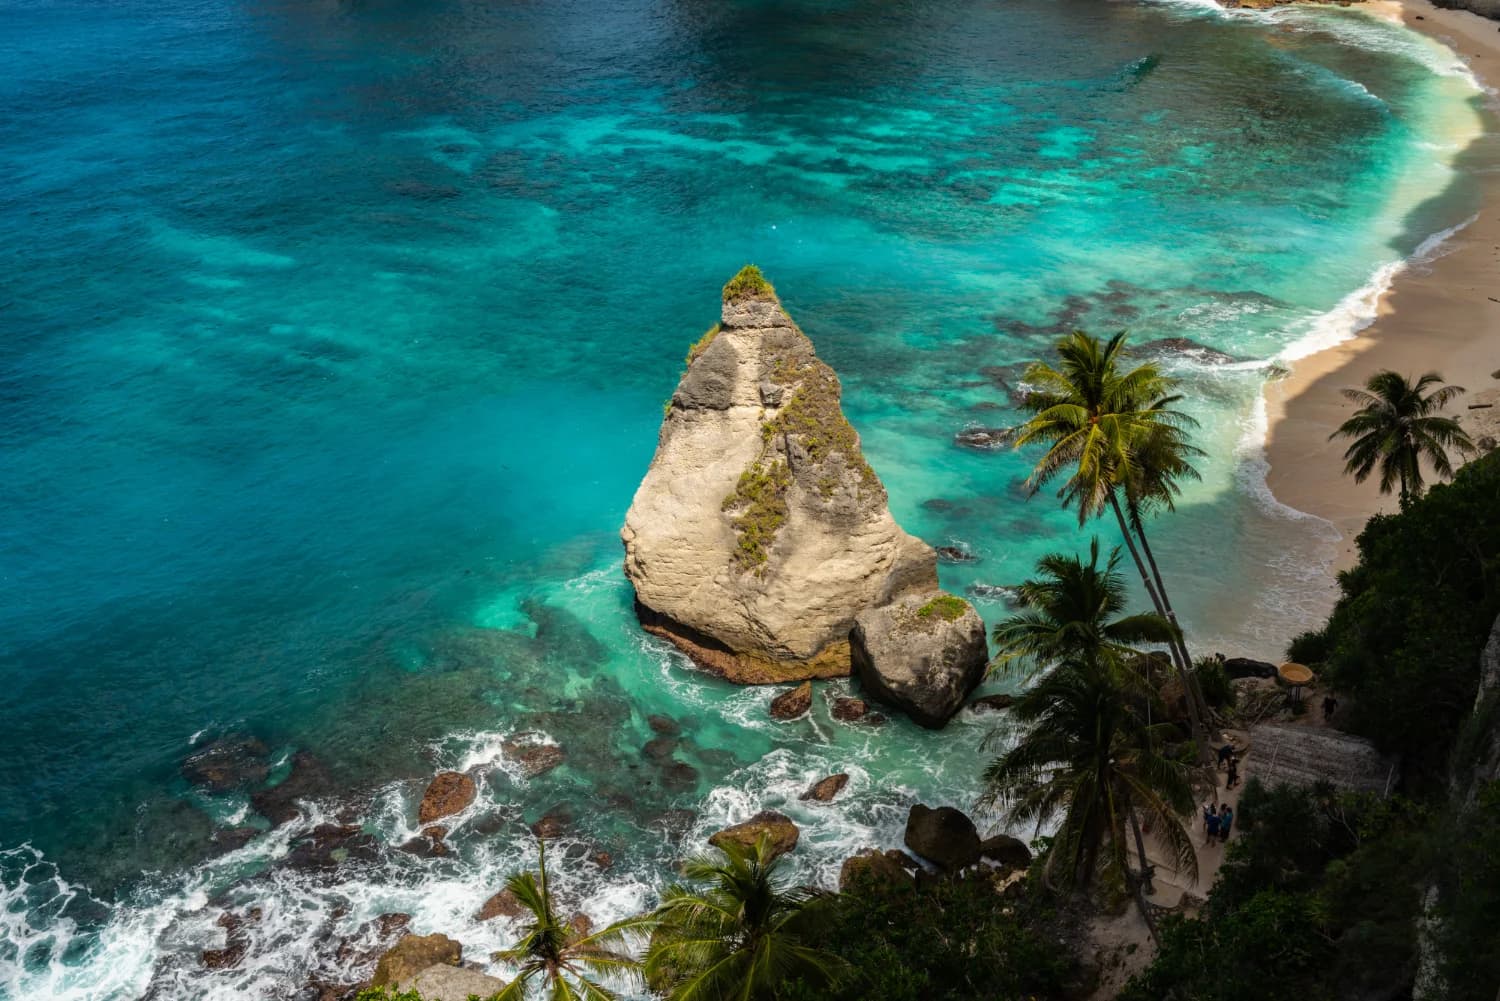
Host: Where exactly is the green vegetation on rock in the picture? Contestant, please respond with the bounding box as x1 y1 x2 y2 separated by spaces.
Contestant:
722 460 792 570
685 322 722 366
916 594 968 622
722 264 775 302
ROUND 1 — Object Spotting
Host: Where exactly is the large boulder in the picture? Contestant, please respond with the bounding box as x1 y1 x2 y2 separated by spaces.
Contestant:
1223 657 1277 680
979 834 1033 870
904 804 981 871
371 933 461 988
708 810 800 859
800 773 849 802
406 966 508 1001
622 268 938 684
851 593 990 728
476 889 525 922
839 849 915 893
419 772 476 825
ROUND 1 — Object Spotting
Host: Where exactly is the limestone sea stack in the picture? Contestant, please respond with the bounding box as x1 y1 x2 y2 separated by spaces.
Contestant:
622 267 943 686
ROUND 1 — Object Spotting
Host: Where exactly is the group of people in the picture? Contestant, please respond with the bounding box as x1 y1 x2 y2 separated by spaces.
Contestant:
1204 741 1241 844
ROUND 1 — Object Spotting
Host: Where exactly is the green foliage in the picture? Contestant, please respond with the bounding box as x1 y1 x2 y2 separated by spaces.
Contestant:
777 876 1075 1001
722 460 792 570
352 989 427 1001
1432 781 1500 999
1193 657 1235 710
722 264 775 302
1329 369 1474 504
1307 452 1500 779
916 594 968 621
647 836 841 1001
1125 780 1429 1001
1284 628 1330 666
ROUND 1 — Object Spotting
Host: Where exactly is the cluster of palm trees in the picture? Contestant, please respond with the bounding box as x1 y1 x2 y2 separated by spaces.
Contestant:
488 836 838 1001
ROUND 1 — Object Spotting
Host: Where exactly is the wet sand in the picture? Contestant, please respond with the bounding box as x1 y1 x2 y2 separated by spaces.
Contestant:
1264 0 1500 572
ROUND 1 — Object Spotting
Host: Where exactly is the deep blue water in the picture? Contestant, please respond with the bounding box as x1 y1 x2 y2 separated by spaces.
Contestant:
0 0 1486 996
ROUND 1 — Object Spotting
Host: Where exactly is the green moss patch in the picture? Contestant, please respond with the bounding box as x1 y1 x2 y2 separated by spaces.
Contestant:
722 264 775 302
917 594 969 622
685 323 722 367
722 460 791 571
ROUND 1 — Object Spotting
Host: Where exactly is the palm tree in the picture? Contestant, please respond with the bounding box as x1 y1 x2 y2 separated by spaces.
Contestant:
1330 370 1475 506
981 652 1198 943
992 538 1178 678
644 836 843 1001
1013 330 1211 752
493 840 653 1001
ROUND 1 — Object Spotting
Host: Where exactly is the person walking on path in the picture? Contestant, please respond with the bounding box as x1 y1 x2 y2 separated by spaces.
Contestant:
1217 743 1235 769
1322 694 1338 723
1205 803 1220 845
1219 804 1234 844
1226 754 1240 790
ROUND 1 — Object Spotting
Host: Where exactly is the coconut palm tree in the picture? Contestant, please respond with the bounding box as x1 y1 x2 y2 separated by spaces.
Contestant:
1330 370 1475 506
981 652 1198 943
644 836 843 1001
492 840 653 1001
1013 330 1211 752
991 538 1178 678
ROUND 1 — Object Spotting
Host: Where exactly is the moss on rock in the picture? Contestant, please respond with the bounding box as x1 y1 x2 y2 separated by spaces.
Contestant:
722 264 775 302
917 594 969 622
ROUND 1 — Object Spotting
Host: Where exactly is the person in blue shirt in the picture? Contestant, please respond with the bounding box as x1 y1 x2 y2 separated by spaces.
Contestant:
1219 804 1234 843
1205 803 1220 843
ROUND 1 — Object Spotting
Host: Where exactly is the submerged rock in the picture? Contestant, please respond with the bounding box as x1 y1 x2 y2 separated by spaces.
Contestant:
851 592 990 728
904 804 981 871
953 426 1014 451
418 772 476 825
622 268 937 684
709 810 800 860
182 735 270 792
934 545 978 564
251 751 335 827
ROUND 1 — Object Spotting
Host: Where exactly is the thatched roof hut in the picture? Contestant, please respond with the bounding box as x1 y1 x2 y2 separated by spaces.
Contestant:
1249 722 1399 797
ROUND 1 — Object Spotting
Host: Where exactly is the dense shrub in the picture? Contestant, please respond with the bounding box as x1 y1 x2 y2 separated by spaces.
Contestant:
778 875 1076 1001
1290 452 1500 782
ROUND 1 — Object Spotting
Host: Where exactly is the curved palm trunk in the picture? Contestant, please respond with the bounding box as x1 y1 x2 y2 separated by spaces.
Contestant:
1130 510 1213 733
1107 491 1212 764
1126 808 1160 945
1127 807 1153 895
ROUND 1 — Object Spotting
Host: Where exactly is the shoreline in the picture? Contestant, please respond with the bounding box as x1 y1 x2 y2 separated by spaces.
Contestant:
1263 0 1500 573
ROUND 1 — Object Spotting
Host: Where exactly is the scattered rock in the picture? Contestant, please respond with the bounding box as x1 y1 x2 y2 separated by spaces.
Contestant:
251 751 335 827
979 833 1033 870
399 835 449 859
591 850 614 870
647 714 681 736
285 823 380 871
770 681 814 720
830 696 873 722
954 427 1014 451
851 593 990 728
708 810 800 860
661 761 700 790
421 825 448 841
182 735 271 792
202 941 247 970
1126 336 1239 365
934 545 978 564
371 933 462 988
965 583 1020 607
531 807 571 840
800 774 850 802
476 889 525 922
839 849 915 893
418 772 477 825
904 804 981 871
969 693 1015 714
653 808 698 841
643 736 679 761
208 826 260 854
502 741 566 778
406 965 509 1001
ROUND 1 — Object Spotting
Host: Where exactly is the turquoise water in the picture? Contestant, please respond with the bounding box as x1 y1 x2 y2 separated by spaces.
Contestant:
0 0 1486 996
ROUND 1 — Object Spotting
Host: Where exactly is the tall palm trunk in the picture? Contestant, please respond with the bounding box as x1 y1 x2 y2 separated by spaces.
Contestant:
1107 491 1212 764
1129 507 1213 733
1126 808 1160 945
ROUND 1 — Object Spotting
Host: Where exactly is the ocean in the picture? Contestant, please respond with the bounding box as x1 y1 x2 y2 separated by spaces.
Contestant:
0 0 1485 996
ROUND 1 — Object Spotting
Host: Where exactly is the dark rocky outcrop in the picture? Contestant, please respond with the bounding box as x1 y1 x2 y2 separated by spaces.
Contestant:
904 804 981 871
934 545 978 564
770 681 813 720
709 810 800 860
969 693 1015 713
418 772 476 825
647 714 681 736
285 823 380 872
839 849 916 893
831 696 882 723
954 427 1014 451
182 735 270 792
852 593 990 728
502 739 565 778
799 773 849 802
1223 657 1278 679
979 833 1033 870
251 751 335 827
